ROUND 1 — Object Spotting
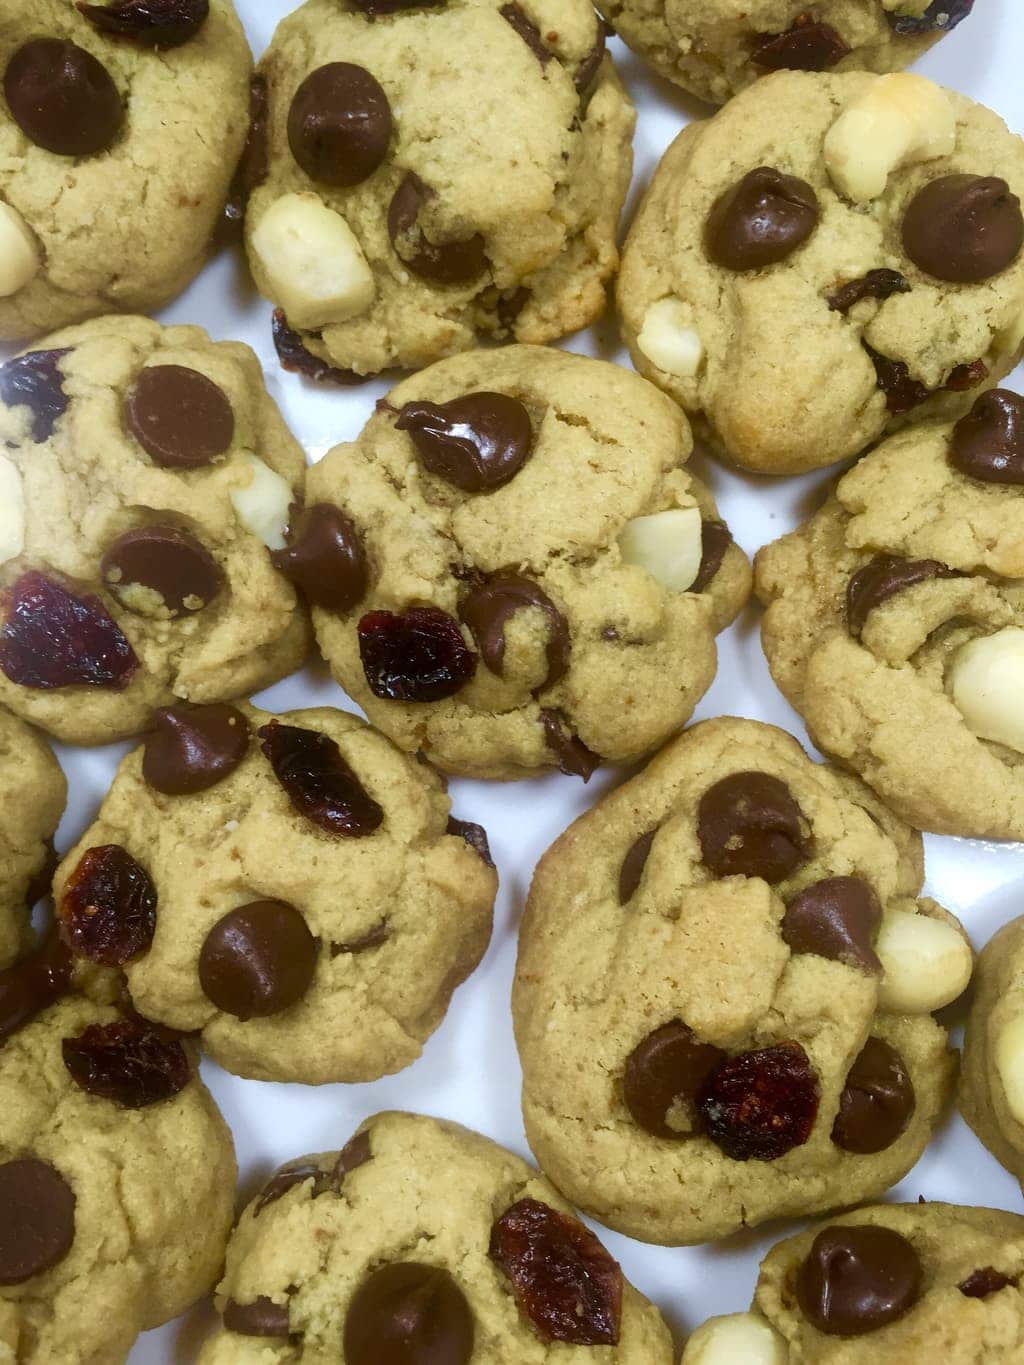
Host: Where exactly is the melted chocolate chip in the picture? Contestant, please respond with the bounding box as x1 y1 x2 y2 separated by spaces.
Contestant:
288 63 392 187
623 1020 726 1139
345 1263 474 1364
500 3 553 64
0 349 71 443
335 1129 373 1181
846 553 960 638
388 172 488 285
828 269 911 313
3 39 122 157
782 876 882 973
125 366 234 468
903 175 1024 283
447 816 494 867
886 0 973 35
705 167 819 271
101 526 223 617
0 929 71 1047
76 0 209 47
198 900 318 1020
751 14 851 70
691 521 733 593
540 709 600 781
946 358 990 392
618 829 656 904
254 1158 333 1216
329 922 389 956
222 75 268 240
271 504 369 611
258 721 384 837
460 574 568 690
797 1224 923 1336
832 1037 915 1154
575 25 607 92
396 392 533 492
951 388 1024 485
143 703 249 795
0 1159 76 1285
697 771 809 883
271 310 366 385
960 1267 1016 1298
223 1297 292 1338
0 572 139 691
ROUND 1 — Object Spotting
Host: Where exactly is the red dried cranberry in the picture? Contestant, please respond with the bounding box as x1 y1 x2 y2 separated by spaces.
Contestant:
0 349 71 443
946 358 989 392
258 721 384 837
489 1199 622 1345
697 1041 820 1161
59 845 156 965
358 607 477 703
867 346 989 414
886 0 973 34
271 311 367 385
0 572 138 691
828 269 910 313
76 0 209 47
62 1017 190 1108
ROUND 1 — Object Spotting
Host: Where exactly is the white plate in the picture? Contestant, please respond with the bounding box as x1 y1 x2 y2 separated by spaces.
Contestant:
6 1 1024 1357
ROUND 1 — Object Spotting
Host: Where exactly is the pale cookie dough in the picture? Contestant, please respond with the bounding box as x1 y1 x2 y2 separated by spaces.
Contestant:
618 70 1024 475
53 704 497 1084
199 1111 674 1362
247 0 635 378
514 717 963 1246
756 386 1024 838
297 345 750 781
600 1 975 107
0 994 236 1365
0 0 251 341
961 915 1024 1185
0 709 64 969
0 315 311 747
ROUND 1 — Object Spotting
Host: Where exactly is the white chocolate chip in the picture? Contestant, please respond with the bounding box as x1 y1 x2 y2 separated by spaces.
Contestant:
875 909 972 1014
824 74 956 202
230 453 293 551
995 1014 1024 1127
682 1313 789 1365
950 628 1024 755
250 192 375 331
636 298 704 377
618 506 704 593
0 455 25 565
0 202 41 298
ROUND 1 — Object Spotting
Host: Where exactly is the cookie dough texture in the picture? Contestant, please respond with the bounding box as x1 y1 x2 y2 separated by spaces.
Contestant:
308 346 750 780
618 71 1024 475
0 316 310 746
249 0 635 376
0 0 251 341
756 410 1024 838
56 705 496 1083
514 717 959 1246
0 996 236 1365
0 708 64 969
961 916 1024 1184
199 1111 674 1363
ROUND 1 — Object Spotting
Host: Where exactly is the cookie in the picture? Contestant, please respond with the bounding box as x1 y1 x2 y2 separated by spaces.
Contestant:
0 709 64 970
0 315 311 746
618 70 1024 475
0 0 252 342
0 991 236 1364
198 1110 674 1362
293 345 750 780
53 703 497 1083
682 1203 1024 1363
245 0 635 379
756 386 1024 839
514 717 965 1246
961 915 1024 1186
600 1 975 107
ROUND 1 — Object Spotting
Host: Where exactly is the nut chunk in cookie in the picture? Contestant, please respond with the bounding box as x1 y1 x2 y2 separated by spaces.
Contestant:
0 708 64 970
514 718 964 1246
961 916 1024 1187
0 315 311 746
757 385 1024 838
297 345 749 780
0 990 236 1365
53 705 497 1083
198 1111 673 1362
619 71 1024 475
245 0 635 378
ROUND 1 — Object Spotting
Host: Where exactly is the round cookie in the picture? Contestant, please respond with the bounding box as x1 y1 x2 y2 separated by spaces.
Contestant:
53 703 497 1083
0 992 236 1365
295 345 750 780
0 315 311 746
0 0 252 341
600 1 975 107
618 70 1024 475
198 1110 674 1362
0 709 64 969
756 386 1024 839
514 716 965 1246
961 915 1024 1186
245 0 635 378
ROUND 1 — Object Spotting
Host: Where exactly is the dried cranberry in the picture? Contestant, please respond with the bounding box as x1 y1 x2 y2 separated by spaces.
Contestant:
960 1267 1017 1298
828 269 910 313
698 1041 820 1161
358 607 477 703
867 346 989 414
62 1017 190 1107
0 572 138 691
59 845 156 965
77 0 208 46
489 1199 622 1345
258 721 384 837
886 0 974 34
271 311 367 385
946 358 989 392
0 349 71 443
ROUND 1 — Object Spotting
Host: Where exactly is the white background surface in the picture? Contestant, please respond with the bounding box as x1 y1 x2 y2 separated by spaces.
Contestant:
9 0 1024 1357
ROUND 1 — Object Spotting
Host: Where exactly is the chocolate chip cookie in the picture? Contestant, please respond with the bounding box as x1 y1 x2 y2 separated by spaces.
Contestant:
0 992 236 1364
0 0 252 342
514 717 965 1246
0 709 64 970
198 1110 674 1362
601 1 975 107
756 386 1024 838
619 70 1024 475
0 314 311 746
53 703 497 1083
961 915 1024 1186
245 0 635 378
293 345 750 780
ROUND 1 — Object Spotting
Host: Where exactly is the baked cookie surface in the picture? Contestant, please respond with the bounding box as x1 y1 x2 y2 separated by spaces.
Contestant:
246 0 635 377
0 0 251 341
0 315 310 746
618 70 1024 475
756 386 1024 838
961 916 1024 1186
198 1110 674 1362
53 704 497 1083
514 717 966 1245
296 345 750 780
0 708 64 969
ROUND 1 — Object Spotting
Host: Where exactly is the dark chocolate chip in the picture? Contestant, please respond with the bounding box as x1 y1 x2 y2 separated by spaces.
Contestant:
495 287 530 334
691 521 733 593
846 553 960 638
288 63 391 187
832 1037 915 1154
329 922 389 956
198 900 318 1020
886 0 974 36
125 365 234 468
828 269 911 313
618 830 656 905
751 14 851 70
388 172 488 285
344 1263 475 1365
222 75 268 240
396 392 533 493
540 708 600 780
903 175 1024 283
697 771 809 883
142 703 250 795
460 574 568 690
705 167 819 271
0 349 71 443
258 721 384 837
623 1020 726 1139
334 1129 373 1181
223 1296 292 1338
951 388 1024 485
271 310 366 386
960 1266 1017 1298
350 0 446 11
797 1224 923 1336
76 0 209 48
782 876 882 973
3 39 122 157
271 504 369 611
500 3 553 64
575 25 607 92
254 1158 333 1216
447 817 494 867
0 928 71 1047
101 526 223 617
946 358 990 392
0 1159 75 1285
